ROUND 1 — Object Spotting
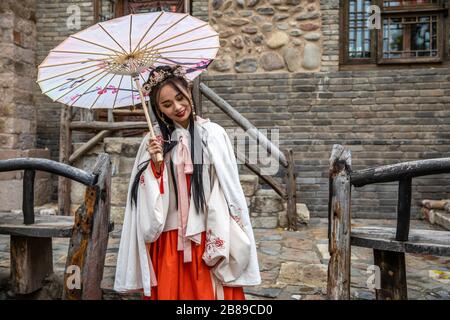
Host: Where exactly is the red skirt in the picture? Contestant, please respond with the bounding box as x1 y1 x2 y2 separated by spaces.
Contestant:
143 229 246 300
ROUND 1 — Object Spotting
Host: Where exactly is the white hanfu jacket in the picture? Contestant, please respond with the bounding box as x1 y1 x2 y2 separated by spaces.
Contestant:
113 117 261 297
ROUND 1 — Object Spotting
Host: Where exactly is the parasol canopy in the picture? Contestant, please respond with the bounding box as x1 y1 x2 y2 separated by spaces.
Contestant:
36 12 219 110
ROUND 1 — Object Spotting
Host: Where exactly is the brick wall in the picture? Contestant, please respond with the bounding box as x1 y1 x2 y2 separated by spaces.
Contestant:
0 0 52 210
201 69 450 218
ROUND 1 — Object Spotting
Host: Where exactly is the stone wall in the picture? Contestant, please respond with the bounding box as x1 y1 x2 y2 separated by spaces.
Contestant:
209 0 322 74
0 0 51 211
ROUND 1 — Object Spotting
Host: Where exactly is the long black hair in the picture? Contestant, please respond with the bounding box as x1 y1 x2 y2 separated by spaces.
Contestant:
130 65 207 215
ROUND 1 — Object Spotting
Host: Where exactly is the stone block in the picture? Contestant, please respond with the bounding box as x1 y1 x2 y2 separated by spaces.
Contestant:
253 189 284 213
251 216 278 229
70 180 86 206
239 174 259 197
111 206 125 225
0 179 22 211
111 176 130 207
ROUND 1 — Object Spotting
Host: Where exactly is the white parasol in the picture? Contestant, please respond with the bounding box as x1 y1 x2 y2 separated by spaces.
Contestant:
37 12 219 160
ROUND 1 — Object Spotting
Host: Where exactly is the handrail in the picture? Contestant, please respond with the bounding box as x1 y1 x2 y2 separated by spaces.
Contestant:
199 83 289 168
351 158 450 187
0 158 97 186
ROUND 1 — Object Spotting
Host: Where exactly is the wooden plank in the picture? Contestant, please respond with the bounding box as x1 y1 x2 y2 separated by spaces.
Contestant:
10 236 53 294
351 157 450 187
374 249 408 300
0 213 74 237
63 153 112 300
71 121 148 131
23 169 35 225
327 144 352 300
396 177 412 241
351 226 450 256
59 105 72 216
285 149 297 231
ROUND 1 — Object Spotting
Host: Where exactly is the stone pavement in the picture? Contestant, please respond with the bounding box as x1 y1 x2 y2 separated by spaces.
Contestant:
0 218 449 300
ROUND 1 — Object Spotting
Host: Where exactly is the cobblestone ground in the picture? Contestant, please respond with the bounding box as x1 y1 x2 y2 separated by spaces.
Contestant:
0 219 449 300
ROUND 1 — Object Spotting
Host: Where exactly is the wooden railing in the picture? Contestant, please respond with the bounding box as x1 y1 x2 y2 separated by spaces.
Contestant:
327 144 450 300
61 79 299 230
0 154 112 299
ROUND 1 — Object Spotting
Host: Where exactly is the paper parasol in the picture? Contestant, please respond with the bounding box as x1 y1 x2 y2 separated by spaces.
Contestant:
37 12 219 161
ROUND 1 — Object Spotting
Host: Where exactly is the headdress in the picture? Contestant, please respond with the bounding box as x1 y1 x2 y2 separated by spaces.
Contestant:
143 65 189 93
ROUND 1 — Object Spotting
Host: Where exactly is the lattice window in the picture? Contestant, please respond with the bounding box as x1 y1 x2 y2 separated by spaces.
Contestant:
341 0 449 65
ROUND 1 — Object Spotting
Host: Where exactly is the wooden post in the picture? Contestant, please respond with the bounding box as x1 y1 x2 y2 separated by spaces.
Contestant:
327 144 352 300
63 153 111 300
10 236 53 294
59 105 72 215
374 250 408 300
23 169 35 225
372 176 411 300
193 77 202 117
285 149 297 231
396 177 412 241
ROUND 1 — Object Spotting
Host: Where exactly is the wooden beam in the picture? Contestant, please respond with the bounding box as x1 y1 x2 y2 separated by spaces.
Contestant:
193 76 202 117
351 157 450 187
235 149 286 199
327 144 352 300
70 121 147 131
285 149 298 231
199 83 288 168
0 158 96 187
69 130 112 164
59 105 72 216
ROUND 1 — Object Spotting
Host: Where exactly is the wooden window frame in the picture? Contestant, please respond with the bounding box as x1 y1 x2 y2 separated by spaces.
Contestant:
94 0 191 22
340 0 450 67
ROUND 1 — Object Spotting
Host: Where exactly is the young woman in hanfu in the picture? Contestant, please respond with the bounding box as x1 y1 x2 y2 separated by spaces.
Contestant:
114 65 261 300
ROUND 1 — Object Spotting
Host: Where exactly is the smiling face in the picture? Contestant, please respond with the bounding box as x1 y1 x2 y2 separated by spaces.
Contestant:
157 82 192 129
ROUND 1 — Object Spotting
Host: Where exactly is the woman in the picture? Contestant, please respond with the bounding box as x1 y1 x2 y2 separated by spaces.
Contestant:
114 65 261 300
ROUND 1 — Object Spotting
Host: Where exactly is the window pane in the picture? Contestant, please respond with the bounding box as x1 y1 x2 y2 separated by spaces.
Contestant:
348 0 372 59
128 0 184 14
98 0 116 22
383 0 440 7
383 15 439 59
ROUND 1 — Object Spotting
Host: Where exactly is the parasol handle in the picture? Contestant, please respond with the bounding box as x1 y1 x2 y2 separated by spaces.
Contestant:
133 77 163 163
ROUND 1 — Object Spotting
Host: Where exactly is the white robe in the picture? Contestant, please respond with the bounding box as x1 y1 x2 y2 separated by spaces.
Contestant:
113 119 261 297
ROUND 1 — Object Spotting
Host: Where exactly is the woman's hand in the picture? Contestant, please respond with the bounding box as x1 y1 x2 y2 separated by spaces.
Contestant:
147 138 163 174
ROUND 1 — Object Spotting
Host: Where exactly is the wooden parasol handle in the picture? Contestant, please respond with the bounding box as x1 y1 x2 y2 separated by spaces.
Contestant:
133 77 163 163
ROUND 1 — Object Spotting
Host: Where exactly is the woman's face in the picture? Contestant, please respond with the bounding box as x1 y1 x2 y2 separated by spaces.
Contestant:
158 83 192 129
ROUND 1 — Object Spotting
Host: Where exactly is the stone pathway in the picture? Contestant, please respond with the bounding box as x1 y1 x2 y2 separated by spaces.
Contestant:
1 219 449 300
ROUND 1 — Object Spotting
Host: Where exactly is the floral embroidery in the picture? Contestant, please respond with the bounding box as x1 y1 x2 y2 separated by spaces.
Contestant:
229 204 245 229
139 173 145 186
204 229 225 261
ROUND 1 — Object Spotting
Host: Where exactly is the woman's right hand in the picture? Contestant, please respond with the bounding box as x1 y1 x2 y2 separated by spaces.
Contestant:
147 138 163 173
